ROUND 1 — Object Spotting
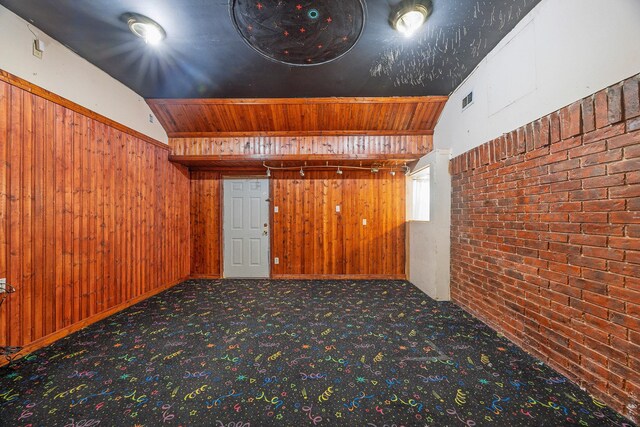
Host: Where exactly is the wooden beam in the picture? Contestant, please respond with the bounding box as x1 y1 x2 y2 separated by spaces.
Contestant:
169 134 433 159
168 130 435 138
148 96 448 105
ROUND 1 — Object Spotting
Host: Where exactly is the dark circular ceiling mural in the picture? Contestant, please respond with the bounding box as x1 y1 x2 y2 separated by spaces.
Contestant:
231 0 365 66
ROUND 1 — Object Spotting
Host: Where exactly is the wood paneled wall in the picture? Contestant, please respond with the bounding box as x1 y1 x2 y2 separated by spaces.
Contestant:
0 76 190 350
272 171 406 278
188 170 406 278
190 172 221 277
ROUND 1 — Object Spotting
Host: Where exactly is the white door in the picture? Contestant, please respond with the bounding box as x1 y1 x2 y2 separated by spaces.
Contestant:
223 178 270 278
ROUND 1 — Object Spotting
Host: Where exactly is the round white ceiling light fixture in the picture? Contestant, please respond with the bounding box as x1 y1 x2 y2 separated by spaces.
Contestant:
391 0 433 37
127 14 166 45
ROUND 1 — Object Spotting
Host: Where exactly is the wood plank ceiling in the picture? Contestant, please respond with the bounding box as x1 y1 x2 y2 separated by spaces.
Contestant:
147 97 447 137
147 96 447 169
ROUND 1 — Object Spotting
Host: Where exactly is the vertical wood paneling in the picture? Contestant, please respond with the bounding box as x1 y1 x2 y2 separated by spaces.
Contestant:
190 171 221 276
62 108 74 328
95 121 104 315
188 170 405 278
272 171 346 276
0 81 8 346
33 95 45 340
0 78 190 349
271 170 405 277
44 98 54 335
169 134 433 159
72 111 81 325
9 85 23 346
22 91 34 345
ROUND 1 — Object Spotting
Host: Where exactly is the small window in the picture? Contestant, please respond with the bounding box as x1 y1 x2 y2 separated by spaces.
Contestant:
411 166 430 221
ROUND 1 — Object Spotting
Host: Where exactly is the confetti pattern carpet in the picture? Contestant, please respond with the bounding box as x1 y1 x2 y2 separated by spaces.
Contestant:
0 279 635 426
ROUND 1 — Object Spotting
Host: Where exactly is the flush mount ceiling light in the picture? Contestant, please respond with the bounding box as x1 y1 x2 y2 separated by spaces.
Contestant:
126 14 166 45
391 0 432 37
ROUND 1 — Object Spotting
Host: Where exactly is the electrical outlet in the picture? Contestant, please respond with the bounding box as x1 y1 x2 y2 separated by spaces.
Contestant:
0 278 6 294
362 218 367 226
274 206 279 213
335 205 341 213
274 257 279 265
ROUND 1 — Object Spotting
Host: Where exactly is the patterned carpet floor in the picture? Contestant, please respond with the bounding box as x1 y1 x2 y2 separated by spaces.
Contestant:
0 279 635 426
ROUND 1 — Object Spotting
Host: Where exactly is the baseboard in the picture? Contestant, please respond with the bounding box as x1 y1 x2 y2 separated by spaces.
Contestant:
0 275 189 368
190 274 222 279
189 274 406 280
271 274 406 280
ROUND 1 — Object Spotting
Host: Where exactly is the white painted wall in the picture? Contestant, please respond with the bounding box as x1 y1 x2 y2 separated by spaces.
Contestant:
434 0 640 157
0 6 168 143
406 149 451 300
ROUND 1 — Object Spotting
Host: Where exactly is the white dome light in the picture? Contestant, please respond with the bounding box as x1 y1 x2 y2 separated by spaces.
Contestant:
396 10 426 36
127 15 166 45
391 1 432 37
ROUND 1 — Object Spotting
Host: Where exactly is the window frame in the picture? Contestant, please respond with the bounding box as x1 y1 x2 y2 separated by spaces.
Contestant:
409 165 431 222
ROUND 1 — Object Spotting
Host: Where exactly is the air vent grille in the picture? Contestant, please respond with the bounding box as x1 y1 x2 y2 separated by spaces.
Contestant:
462 91 473 110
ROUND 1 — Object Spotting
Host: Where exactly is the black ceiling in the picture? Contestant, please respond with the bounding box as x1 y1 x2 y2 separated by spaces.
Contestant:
1 0 541 99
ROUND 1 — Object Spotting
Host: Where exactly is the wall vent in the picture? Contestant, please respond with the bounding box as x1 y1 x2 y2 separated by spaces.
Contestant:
462 91 473 110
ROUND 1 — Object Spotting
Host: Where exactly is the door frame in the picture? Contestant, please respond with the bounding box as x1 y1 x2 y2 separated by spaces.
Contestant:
220 175 271 278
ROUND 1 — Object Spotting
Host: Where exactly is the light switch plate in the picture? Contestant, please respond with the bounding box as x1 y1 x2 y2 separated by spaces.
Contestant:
274 257 279 265
336 205 341 212
0 278 6 294
32 41 43 59
274 206 279 213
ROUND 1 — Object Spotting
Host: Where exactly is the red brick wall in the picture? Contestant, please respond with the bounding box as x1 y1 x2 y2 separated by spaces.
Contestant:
450 74 640 422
